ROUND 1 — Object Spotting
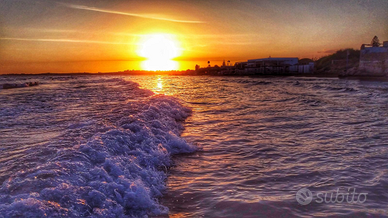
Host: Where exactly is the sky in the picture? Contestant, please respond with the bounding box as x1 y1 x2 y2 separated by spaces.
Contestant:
0 0 387 73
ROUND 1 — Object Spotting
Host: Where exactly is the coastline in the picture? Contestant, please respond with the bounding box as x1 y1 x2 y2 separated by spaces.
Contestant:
0 70 340 78
2 70 388 82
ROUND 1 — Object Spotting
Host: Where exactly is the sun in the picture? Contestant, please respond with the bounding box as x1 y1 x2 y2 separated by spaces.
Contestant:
139 34 180 60
137 34 181 71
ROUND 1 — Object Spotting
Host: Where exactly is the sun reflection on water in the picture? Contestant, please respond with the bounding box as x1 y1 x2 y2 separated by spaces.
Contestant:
156 77 163 91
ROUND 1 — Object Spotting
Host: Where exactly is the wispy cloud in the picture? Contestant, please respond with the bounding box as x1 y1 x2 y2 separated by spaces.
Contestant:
180 34 256 39
61 3 204 24
0 37 135 45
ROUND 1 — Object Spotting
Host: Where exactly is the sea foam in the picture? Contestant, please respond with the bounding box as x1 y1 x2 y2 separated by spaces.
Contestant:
0 78 196 217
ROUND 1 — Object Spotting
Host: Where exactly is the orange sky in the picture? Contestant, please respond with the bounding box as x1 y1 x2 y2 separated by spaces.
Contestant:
0 0 387 73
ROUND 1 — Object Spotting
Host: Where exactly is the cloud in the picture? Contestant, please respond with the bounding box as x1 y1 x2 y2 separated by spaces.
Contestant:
23 28 80 33
61 3 204 24
0 37 135 45
181 34 255 39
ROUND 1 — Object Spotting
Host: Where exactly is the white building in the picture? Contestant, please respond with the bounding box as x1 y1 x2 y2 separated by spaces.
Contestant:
359 41 388 75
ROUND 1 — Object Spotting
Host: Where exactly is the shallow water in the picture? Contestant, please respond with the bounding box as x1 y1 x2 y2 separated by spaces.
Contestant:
0 76 195 217
1 75 388 217
128 75 388 217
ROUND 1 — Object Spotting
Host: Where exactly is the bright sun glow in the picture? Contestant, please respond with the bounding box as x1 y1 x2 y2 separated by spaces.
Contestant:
138 34 181 71
141 59 178 71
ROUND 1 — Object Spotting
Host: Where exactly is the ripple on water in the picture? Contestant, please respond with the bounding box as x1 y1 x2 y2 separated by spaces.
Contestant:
127 76 388 218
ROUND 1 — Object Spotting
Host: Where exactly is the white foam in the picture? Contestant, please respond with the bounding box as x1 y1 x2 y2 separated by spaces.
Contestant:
0 78 196 217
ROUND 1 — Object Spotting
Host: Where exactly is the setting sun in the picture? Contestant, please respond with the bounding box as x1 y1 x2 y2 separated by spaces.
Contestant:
2 1 388 218
138 34 181 71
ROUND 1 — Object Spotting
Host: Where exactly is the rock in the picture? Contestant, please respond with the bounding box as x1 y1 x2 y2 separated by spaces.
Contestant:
28 81 39 87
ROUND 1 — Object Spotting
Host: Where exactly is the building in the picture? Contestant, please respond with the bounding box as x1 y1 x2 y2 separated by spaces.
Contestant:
240 57 314 74
359 41 388 75
248 57 299 66
195 57 315 75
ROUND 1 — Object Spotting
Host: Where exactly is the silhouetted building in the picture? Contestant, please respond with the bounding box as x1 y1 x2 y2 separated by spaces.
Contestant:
241 57 314 74
196 57 314 75
360 40 388 75
248 57 299 66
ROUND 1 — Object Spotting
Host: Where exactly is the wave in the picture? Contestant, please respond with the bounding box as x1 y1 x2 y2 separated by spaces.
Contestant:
235 79 272 85
0 78 196 217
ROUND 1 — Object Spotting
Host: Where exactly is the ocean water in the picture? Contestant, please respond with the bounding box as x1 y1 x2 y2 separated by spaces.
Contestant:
1 75 388 217
0 76 196 217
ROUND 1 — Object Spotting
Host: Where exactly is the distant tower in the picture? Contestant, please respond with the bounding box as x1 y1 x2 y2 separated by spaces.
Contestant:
195 64 200 71
208 61 210 67
227 60 230 66
371 36 380 47
222 60 226 67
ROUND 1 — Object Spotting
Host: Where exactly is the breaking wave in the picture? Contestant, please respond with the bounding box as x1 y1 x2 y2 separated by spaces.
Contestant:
0 77 196 217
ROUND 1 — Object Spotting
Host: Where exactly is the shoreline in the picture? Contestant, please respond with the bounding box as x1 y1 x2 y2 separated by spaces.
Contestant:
0 71 340 77
2 71 388 81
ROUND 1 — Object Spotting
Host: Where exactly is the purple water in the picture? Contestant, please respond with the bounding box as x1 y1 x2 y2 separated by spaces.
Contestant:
1 75 388 217
0 76 196 217
130 76 388 217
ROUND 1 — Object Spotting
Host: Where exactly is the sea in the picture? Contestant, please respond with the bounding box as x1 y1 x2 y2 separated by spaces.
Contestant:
0 75 388 217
